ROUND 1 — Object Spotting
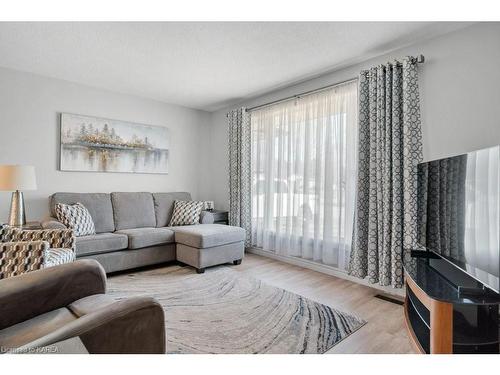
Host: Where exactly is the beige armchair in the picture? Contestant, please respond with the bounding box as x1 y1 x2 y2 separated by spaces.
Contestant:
0 259 166 354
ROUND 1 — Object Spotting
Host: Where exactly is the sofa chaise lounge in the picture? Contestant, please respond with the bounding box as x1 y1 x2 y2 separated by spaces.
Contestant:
42 192 245 274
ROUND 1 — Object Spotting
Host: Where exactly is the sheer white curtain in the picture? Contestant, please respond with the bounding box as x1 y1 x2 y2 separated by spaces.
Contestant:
250 80 358 270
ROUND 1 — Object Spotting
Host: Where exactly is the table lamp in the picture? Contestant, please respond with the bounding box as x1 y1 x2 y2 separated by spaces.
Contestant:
0 165 37 226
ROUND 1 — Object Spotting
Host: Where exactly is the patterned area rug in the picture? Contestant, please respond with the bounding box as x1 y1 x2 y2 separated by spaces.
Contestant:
107 265 366 354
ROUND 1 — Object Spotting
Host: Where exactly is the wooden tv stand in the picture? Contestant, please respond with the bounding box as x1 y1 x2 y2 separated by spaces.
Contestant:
403 252 500 354
405 271 454 353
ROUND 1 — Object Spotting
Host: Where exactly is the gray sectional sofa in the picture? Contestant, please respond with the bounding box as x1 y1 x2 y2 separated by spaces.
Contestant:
42 192 245 274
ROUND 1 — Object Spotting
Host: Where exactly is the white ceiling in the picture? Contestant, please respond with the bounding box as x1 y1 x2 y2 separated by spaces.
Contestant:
0 22 472 112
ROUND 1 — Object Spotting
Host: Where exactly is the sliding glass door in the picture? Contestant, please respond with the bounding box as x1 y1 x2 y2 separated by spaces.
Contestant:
250 80 358 270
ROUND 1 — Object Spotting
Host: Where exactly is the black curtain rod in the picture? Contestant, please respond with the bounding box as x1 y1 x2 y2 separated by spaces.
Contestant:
377 54 425 68
226 54 425 116
245 77 358 113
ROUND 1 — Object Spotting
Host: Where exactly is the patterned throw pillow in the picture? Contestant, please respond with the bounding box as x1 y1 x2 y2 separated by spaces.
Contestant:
169 200 204 226
55 202 96 237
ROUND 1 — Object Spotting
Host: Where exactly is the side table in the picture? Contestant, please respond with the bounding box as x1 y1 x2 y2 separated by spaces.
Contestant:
208 210 229 225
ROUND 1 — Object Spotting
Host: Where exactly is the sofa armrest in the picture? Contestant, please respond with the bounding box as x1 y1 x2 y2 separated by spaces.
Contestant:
199 210 215 224
41 218 67 230
0 259 106 330
0 240 50 279
15 297 166 354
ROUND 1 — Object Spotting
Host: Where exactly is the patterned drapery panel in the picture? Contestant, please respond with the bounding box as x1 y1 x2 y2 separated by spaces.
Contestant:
228 108 252 247
348 57 423 288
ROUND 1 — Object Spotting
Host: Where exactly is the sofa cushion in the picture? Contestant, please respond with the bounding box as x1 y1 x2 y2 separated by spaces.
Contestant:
0 307 77 350
75 233 129 257
115 227 175 249
111 192 156 230
152 192 192 227
50 193 114 233
68 294 116 317
171 224 245 248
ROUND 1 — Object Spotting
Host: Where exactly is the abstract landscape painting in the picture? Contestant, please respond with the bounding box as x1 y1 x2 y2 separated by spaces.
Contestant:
60 113 169 174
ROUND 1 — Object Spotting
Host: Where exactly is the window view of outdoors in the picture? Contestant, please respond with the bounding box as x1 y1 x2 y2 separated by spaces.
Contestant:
252 115 347 237
250 81 358 270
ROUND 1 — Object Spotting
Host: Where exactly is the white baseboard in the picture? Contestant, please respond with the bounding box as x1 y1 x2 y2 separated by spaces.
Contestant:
247 247 405 298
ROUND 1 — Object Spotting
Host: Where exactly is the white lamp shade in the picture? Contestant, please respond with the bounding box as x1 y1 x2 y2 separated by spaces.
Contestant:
0 165 37 191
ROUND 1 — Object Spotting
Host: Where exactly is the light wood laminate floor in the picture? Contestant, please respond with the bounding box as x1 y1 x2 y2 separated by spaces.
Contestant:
230 253 415 354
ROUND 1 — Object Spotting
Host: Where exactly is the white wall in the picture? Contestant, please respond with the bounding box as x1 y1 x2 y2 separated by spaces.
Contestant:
2 23 500 220
0 67 211 221
203 22 500 210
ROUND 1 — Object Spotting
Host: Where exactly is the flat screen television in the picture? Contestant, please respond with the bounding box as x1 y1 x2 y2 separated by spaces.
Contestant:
417 145 500 293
